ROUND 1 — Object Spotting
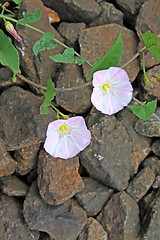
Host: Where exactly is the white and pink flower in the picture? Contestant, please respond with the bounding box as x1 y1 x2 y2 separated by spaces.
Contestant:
91 67 133 115
44 116 91 159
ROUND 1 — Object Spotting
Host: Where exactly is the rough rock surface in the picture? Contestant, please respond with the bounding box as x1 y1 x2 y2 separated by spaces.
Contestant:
117 108 151 175
0 175 29 197
23 181 87 240
75 177 113 217
57 22 86 47
0 138 17 177
151 139 160 156
126 167 155 201
0 86 56 150
13 142 40 175
16 0 64 87
142 156 160 175
0 194 39 240
41 0 101 23
78 217 108 240
141 189 160 239
97 191 140 240
134 110 160 137
80 109 132 191
89 2 123 27
56 63 92 113
37 150 84 205
79 23 139 83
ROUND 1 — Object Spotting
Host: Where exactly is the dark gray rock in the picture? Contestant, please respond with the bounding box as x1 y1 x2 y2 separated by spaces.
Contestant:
134 110 160 137
80 109 132 191
13 143 40 175
115 0 146 16
0 194 39 240
75 177 113 217
0 175 29 197
141 189 160 240
56 63 92 114
78 217 108 240
151 139 160 156
37 151 84 205
57 22 86 47
0 86 56 151
97 191 140 240
126 167 155 201
117 108 151 176
0 138 17 177
23 181 87 240
41 0 101 23
142 155 160 175
89 2 124 27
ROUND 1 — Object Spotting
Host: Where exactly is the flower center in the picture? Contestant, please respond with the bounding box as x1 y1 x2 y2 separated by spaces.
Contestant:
101 83 111 92
58 124 69 134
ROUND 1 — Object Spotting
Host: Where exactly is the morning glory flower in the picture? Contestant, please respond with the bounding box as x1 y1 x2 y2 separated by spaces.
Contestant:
44 116 91 159
5 21 22 42
91 67 133 115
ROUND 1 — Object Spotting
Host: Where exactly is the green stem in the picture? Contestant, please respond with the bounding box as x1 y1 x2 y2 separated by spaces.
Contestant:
50 104 69 120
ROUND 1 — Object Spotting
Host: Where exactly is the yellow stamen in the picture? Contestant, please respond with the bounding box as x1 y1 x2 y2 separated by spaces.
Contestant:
58 124 69 133
101 83 111 92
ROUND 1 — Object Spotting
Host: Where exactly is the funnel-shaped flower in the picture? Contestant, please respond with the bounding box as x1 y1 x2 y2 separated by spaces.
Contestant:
5 21 22 42
44 116 91 159
91 67 133 115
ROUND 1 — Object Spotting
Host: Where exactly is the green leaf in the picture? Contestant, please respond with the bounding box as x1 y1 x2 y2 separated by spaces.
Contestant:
141 31 159 48
49 48 75 63
128 100 157 120
12 0 23 6
40 76 56 115
0 30 19 74
18 9 41 24
75 56 86 65
33 33 57 56
86 33 123 81
148 44 160 64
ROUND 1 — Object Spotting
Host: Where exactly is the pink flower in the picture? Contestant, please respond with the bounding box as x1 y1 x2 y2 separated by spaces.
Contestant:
44 116 91 159
5 21 22 42
91 67 133 115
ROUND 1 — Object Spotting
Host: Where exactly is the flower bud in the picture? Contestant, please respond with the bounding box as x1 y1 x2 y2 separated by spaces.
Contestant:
5 21 22 42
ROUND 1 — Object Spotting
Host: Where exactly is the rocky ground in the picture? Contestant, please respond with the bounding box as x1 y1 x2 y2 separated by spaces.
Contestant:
0 0 160 239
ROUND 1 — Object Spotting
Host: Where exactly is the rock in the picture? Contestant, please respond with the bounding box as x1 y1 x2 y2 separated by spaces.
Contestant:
134 110 160 137
139 191 156 219
78 217 108 240
151 139 160 156
80 109 132 191
89 2 123 27
117 108 151 175
57 22 86 47
142 155 160 175
41 0 101 23
0 67 25 92
79 23 139 83
97 191 140 240
23 181 87 240
37 150 84 205
142 65 160 100
13 142 40 175
152 175 160 189
0 86 56 151
56 63 92 114
0 175 29 197
141 189 160 239
126 167 155 201
0 194 39 240
75 177 113 217
0 138 17 177
16 0 64 88
136 0 160 37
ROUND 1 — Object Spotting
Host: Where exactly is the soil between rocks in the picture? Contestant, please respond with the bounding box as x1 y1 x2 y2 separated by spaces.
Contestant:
0 0 160 240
